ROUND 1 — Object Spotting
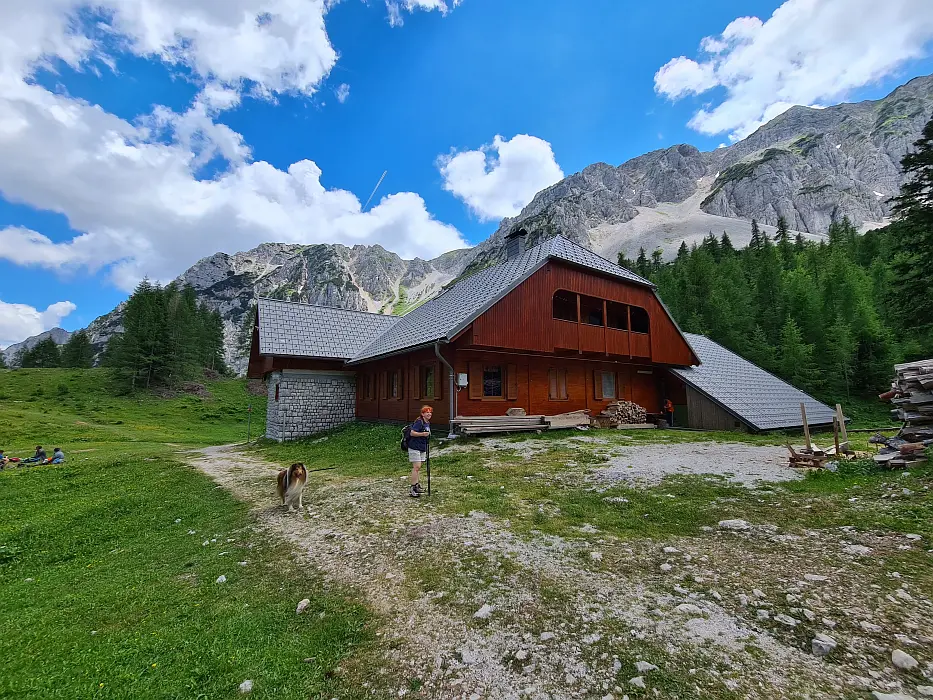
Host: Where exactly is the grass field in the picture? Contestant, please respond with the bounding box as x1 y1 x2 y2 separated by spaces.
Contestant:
0 369 376 700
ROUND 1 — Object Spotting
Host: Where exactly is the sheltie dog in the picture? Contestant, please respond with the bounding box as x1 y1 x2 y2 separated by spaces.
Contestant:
276 462 308 512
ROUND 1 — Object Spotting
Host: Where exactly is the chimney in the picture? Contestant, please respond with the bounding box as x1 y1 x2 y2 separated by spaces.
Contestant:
505 228 528 260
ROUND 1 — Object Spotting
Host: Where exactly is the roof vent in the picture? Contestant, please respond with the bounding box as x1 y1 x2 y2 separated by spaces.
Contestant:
505 228 528 260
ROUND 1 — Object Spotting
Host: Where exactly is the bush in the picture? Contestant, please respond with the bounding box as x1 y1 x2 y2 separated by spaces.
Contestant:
57 383 70 396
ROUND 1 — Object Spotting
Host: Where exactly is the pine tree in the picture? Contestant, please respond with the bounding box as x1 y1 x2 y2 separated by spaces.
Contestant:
61 330 95 368
794 231 807 253
635 247 650 279
676 241 689 261
749 219 763 251
825 316 857 402
745 325 778 373
650 248 664 273
21 337 62 368
617 251 635 269
890 114 933 336
775 215 794 268
720 231 735 256
778 317 819 392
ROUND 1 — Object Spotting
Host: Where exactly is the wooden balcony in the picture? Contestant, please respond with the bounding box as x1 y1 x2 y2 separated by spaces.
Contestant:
579 323 605 353
631 332 650 358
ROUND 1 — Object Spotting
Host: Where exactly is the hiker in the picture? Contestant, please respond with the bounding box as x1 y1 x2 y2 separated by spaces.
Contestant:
663 398 674 427
22 445 46 465
50 447 65 464
407 405 432 498
0 449 7 469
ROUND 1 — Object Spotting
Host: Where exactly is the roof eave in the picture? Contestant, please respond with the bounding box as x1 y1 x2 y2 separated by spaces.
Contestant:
347 340 440 365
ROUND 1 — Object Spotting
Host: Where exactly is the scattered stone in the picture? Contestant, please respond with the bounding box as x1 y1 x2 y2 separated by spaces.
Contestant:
892 649 919 671
540 632 555 641
756 609 770 620
515 649 529 661
583 633 602 645
635 661 659 673
871 693 917 700
752 589 766 598
24 578 34 583
238 561 248 566
174 518 182 524
896 635 919 647
215 575 227 584
905 534 922 541
915 687 933 697
804 574 829 582
629 676 646 689
659 563 672 572
590 551 603 562
473 604 494 620
674 603 703 616
239 680 253 694
663 547 679 554
802 609 816 622
822 618 837 629
774 614 800 627
459 647 478 665
710 590 722 601
718 519 750 531
187 530 196 535
843 544 873 556
811 633 837 656
296 598 311 615
861 621 883 633
737 594 750 606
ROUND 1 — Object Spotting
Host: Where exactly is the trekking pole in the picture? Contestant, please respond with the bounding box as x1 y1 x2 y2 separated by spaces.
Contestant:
246 402 252 443
426 442 431 496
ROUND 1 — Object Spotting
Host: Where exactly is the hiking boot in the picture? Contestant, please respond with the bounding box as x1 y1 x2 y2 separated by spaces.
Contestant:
413 482 425 494
409 484 421 498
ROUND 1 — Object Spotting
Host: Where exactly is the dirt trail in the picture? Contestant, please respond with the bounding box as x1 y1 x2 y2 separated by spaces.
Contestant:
186 444 932 700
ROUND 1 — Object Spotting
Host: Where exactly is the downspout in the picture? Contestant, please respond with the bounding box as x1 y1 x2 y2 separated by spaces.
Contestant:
434 342 457 438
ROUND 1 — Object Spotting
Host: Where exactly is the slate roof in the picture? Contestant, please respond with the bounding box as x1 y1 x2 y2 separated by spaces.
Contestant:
349 235 656 362
672 333 836 431
257 297 400 359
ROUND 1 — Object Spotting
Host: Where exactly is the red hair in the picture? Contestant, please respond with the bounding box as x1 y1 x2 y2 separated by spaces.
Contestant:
420 405 433 414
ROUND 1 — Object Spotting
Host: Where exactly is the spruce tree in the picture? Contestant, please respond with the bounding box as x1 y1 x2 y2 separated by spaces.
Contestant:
778 317 819 392
21 338 62 368
775 215 794 268
794 232 807 253
635 247 650 279
749 218 763 251
720 231 735 256
61 330 94 368
890 114 933 337
676 241 689 261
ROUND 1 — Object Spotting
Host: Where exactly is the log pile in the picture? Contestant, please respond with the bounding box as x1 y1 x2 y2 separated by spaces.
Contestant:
875 359 933 468
452 414 547 436
591 401 650 429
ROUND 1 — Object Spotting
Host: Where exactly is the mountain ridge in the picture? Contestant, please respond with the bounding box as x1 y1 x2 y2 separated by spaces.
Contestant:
8 73 933 372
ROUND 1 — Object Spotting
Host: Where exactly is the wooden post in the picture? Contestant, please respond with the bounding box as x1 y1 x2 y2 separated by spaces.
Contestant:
627 305 632 359
835 404 848 444
603 299 609 356
833 417 840 457
800 403 812 451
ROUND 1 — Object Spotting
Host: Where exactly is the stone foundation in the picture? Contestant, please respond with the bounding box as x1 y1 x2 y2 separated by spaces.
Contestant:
265 370 356 441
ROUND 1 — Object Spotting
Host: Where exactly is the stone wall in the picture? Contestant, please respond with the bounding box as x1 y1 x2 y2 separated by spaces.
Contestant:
265 370 356 441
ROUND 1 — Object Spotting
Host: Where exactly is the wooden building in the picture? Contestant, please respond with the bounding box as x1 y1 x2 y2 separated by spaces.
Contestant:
248 232 835 439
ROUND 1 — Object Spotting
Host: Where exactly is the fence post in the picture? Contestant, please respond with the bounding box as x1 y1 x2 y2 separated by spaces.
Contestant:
247 402 252 443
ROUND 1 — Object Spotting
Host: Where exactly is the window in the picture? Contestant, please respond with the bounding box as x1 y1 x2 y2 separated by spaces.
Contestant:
483 365 503 398
274 383 280 402
390 369 403 399
600 371 616 399
579 295 604 326
360 373 375 401
422 364 435 399
548 368 568 400
552 290 578 322
630 306 650 333
606 301 629 330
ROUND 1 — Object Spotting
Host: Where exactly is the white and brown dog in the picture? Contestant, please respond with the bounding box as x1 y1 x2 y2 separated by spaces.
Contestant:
276 462 307 512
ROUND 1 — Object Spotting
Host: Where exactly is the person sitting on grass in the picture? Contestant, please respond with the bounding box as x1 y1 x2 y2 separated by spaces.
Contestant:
50 447 65 464
21 445 46 465
0 449 7 469
407 405 432 499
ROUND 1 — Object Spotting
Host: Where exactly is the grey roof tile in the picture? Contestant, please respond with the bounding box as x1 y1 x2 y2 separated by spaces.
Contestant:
257 298 400 359
350 235 654 362
672 333 836 431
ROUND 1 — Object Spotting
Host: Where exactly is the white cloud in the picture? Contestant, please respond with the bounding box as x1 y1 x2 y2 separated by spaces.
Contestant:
386 0 462 27
438 134 564 221
335 83 350 103
654 0 933 140
0 300 76 349
0 1 466 291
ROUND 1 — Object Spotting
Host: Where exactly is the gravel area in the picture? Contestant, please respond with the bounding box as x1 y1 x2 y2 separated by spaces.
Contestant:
593 442 800 487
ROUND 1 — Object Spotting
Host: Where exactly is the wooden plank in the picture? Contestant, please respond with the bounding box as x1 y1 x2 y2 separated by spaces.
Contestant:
801 403 812 451
835 404 848 444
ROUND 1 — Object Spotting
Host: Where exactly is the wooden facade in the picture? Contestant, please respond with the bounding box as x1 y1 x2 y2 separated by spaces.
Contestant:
252 258 701 429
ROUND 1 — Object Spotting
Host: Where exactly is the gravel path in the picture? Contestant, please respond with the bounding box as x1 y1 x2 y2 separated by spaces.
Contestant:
593 442 800 487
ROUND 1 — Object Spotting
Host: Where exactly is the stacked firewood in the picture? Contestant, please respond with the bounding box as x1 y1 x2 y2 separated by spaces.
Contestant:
875 359 933 468
591 400 648 428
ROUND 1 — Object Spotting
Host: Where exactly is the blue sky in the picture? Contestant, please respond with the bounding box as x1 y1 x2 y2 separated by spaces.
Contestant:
2 0 933 347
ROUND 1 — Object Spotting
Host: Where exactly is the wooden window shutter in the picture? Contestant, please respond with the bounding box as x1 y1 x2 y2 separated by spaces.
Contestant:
381 371 388 400
593 369 603 400
468 362 482 399
433 361 442 401
548 369 557 400
411 366 421 400
506 364 518 400
398 369 405 400
559 369 568 400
